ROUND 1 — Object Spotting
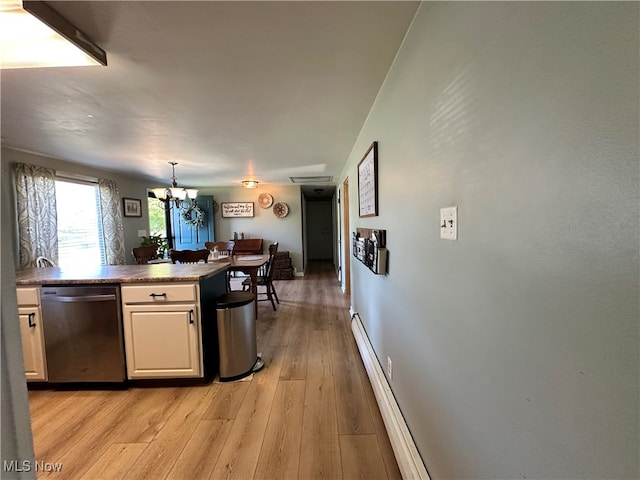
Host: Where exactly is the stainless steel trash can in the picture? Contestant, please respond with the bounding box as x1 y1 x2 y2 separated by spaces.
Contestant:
216 291 264 381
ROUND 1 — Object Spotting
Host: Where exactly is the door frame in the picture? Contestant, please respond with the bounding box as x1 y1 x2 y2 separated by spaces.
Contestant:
342 177 351 295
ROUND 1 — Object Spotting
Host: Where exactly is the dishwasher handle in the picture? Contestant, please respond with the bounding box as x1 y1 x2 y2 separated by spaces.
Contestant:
45 294 117 303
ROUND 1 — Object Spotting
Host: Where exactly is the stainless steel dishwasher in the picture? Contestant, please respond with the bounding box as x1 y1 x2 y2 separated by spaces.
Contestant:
40 284 126 383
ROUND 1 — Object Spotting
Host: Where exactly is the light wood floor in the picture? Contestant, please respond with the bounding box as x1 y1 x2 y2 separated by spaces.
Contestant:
28 261 401 480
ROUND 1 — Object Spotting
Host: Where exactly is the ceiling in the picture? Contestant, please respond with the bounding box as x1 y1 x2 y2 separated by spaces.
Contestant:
1 1 419 192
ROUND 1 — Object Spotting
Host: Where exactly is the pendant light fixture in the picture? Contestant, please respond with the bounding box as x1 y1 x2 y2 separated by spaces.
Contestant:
151 162 198 210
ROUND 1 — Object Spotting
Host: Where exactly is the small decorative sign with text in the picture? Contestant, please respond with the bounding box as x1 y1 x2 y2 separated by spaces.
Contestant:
221 202 254 218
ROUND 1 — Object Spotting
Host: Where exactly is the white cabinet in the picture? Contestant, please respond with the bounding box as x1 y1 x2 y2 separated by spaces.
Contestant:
16 287 47 381
121 283 203 379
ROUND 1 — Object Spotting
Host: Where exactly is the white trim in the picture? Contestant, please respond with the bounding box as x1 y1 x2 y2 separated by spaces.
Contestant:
351 313 430 480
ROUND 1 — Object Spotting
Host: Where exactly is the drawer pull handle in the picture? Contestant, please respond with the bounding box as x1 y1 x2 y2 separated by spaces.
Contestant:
188 309 195 324
28 312 36 328
149 293 167 298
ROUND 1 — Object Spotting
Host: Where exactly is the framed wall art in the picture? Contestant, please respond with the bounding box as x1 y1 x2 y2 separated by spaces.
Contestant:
123 197 142 217
221 202 254 218
357 141 378 217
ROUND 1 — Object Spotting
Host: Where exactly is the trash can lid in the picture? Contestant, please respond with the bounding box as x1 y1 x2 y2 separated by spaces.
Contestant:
216 291 255 309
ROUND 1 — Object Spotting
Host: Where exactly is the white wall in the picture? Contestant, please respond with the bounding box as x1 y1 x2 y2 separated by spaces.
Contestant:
340 3 639 478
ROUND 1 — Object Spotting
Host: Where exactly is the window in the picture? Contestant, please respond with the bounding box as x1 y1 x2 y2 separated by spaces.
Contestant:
147 195 167 237
55 179 105 268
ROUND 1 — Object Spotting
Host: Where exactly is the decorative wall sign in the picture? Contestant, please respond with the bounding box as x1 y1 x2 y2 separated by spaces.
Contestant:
221 202 254 218
358 141 378 217
123 197 142 217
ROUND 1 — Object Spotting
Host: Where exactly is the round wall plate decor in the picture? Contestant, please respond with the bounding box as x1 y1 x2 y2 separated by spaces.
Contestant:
258 193 273 208
273 201 289 218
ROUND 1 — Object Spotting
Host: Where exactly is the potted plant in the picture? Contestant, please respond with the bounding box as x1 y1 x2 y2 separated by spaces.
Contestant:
140 234 169 258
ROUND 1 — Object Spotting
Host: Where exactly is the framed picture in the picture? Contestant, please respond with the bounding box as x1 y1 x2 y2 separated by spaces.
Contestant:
221 202 254 218
358 141 378 217
123 197 142 217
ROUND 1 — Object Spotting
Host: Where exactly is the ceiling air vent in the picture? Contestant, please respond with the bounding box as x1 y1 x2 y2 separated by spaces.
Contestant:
289 176 333 184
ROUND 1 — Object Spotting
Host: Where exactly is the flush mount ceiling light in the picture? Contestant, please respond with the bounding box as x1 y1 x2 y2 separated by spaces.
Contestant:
242 180 259 189
151 162 198 210
0 0 107 69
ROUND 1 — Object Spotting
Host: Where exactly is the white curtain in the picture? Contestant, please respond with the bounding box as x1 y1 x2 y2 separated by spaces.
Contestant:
98 178 126 265
14 163 58 268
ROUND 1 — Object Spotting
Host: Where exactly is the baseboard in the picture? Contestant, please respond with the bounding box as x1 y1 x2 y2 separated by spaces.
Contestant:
351 312 430 480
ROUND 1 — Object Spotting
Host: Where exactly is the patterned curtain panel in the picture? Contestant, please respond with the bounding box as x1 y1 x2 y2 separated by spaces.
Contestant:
98 179 126 265
14 163 58 268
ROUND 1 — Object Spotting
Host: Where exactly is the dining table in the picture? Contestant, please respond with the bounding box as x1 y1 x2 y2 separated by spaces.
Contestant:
211 254 269 317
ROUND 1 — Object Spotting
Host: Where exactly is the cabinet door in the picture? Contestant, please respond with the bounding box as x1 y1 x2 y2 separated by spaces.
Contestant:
18 307 47 381
122 304 202 379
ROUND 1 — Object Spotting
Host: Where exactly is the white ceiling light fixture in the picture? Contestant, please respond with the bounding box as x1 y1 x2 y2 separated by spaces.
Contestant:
152 162 198 210
0 0 107 69
242 179 259 189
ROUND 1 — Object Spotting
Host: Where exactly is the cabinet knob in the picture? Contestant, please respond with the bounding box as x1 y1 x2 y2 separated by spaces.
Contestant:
188 309 195 324
28 312 36 328
149 293 167 299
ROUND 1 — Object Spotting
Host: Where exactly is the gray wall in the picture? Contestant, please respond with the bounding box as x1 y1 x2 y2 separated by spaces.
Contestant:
340 3 639 479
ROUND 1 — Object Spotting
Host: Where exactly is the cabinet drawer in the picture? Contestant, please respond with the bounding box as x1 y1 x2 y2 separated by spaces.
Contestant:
17 288 40 306
121 283 198 304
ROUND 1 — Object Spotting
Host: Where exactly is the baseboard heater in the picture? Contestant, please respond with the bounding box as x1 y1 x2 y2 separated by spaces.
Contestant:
351 311 430 480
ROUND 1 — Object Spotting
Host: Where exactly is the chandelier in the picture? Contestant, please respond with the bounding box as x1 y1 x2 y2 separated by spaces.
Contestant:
151 162 198 210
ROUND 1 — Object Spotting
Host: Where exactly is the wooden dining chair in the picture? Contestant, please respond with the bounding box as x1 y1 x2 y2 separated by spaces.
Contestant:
132 245 160 264
242 242 279 310
205 241 236 290
35 256 55 267
169 248 210 264
204 241 235 256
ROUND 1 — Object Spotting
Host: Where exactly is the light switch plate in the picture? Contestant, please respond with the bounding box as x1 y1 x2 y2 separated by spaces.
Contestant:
137 230 147 237
440 206 457 240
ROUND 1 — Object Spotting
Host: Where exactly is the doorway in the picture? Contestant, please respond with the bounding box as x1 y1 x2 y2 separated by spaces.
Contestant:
301 186 336 271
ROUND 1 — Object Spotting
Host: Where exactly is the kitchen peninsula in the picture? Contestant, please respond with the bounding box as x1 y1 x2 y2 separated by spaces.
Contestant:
16 263 229 384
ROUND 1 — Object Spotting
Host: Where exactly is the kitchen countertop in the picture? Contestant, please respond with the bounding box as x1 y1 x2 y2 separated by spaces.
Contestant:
15 263 229 285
